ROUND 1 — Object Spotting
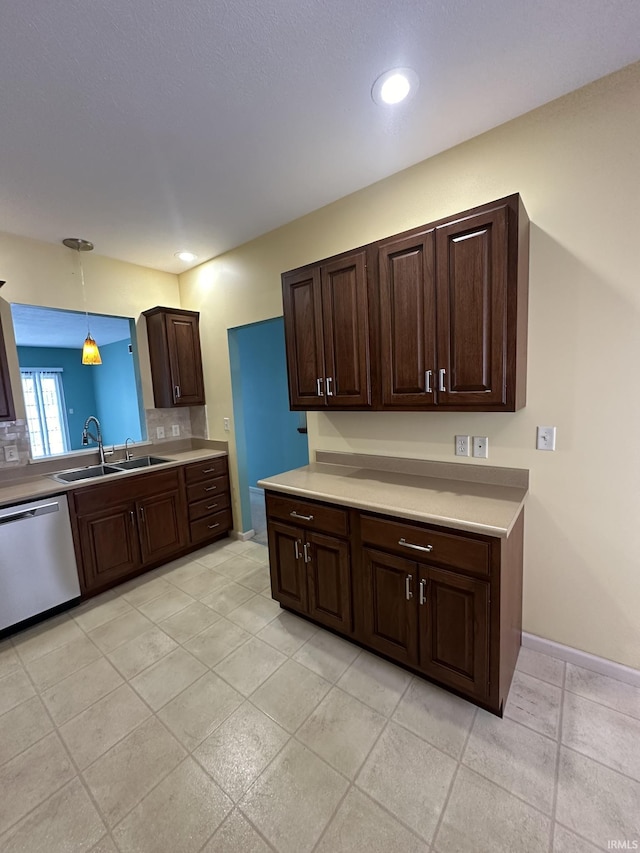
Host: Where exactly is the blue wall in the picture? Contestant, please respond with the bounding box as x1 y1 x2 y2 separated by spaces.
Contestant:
94 339 143 445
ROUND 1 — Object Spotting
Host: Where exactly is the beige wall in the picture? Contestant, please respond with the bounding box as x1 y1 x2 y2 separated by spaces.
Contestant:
180 61 640 669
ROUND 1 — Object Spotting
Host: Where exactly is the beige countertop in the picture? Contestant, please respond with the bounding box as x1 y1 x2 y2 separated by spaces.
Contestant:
0 440 228 509
258 452 528 538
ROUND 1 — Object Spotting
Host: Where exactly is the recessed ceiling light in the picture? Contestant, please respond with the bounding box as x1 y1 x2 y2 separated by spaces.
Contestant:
371 68 419 106
175 251 197 263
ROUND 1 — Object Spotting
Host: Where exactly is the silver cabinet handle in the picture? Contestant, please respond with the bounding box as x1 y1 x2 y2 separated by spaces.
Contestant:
175 385 181 399
316 377 324 397
303 542 311 563
425 370 433 393
438 369 446 392
294 539 301 560
405 574 413 600
129 510 135 525
290 511 314 522
207 522 220 530
202 467 215 474
398 538 433 553
206 503 218 510
139 506 145 523
204 485 217 492
419 578 427 606
326 377 334 396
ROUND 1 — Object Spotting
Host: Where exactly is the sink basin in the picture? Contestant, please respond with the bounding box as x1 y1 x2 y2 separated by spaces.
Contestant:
52 464 123 483
112 456 170 470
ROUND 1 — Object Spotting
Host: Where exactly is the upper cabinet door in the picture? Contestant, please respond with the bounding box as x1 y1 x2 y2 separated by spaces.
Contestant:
282 267 325 409
166 313 205 405
321 251 370 408
378 230 436 408
435 205 509 408
0 318 16 422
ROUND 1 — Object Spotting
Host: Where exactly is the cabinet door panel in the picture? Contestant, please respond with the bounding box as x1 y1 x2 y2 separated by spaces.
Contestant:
282 268 325 408
379 230 436 407
77 505 141 592
362 548 417 666
419 567 489 700
306 532 351 633
436 206 508 407
321 251 370 407
138 489 187 564
267 520 307 613
167 314 205 405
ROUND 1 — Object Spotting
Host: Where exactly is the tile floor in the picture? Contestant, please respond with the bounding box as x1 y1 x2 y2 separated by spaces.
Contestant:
1 537 639 852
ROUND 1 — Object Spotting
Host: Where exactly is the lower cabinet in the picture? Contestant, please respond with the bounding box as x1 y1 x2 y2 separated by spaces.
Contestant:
184 456 233 546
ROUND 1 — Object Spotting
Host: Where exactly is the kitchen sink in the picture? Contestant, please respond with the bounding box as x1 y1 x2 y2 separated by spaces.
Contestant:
112 456 170 470
52 464 124 483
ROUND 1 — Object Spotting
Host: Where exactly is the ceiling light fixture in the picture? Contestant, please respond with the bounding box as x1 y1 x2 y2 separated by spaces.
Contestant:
371 67 419 106
175 251 197 263
62 237 102 365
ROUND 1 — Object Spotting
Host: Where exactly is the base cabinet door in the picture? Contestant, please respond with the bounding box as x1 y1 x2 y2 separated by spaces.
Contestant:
77 504 142 591
138 489 187 564
418 567 490 700
361 548 418 666
306 531 352 633
268 521 308 613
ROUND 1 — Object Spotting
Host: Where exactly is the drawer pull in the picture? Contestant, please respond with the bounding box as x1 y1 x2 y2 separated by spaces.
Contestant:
438 368 446 392
405 574 413 600
398 538 433 554
294 539 301 560
202 467 215 474
316 377 324 397
175 384 181 399
290 511 314 522
206 504 218 510
204 486 217 492
419 578 427 606
425 369 432 393
303 542 311 563
207 522 220 530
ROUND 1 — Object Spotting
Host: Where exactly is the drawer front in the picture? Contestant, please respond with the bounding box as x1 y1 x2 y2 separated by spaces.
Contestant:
360 514 490 577
266 492 348 538
186 475 229 504
72 469 181 515
190 508 233 545
188 492 231 521
185 457 228 484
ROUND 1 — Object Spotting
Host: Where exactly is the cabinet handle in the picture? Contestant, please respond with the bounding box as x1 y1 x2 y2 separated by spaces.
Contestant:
206 503 218 510
326 377 334 396
129 510 135 525
202 467 215 474
204 485 217 492
294 539 301 560
438 369 446 392
139 506 145 524
316 377 324 397
424 370 433 393
303 542 311 563
405 575 413 600
290 511 314 522
207 522 220 530
174 385 181 399
419 578 427 606
398 538 433 553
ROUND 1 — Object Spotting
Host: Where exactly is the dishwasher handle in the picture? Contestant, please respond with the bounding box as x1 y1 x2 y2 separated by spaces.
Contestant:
0 502 60 526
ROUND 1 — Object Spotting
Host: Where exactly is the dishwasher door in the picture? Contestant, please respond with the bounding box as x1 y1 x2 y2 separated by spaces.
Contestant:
0 494 81 630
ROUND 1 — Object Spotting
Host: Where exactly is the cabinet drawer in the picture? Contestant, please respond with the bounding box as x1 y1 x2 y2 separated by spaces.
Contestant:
185 457 228 484
72 469 181 515
190 508 232 545
266 492 348 537
188 492 230 521
186 476 229 503
360 514 490 577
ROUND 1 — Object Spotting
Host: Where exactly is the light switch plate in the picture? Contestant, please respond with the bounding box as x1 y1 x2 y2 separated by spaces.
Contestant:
171 424 180 436
455 435 470 457
223 418 230 432
472 436 488 458
3 445 19 462
536 426 556 450
156 426 165 439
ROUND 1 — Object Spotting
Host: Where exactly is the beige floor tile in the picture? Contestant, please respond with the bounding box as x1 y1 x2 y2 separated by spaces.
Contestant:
0 777 105 853
226 595 280 633
113 758 232 853
13 615 84 663
0 642 21 678
130 647 207 710
184 618 252 667
24 632 102 691
0 667 36 716
193 546 239 570
237 564 271 593
292 630 360 682
251 659 331 732
556 747 640 849
202 809 272 853
219 539 257 557
89 836 119 853
562 691 640 781
158 672 243 750
435 766 551 853
393 677 476 759
41 657 123 725
357 721 456 843
0 732 75 835
0 695 53 766
240 740 348 853
297 687 386 778
243 542 269 562
337 650 411 716
73 595 133 633
107 626 178 679
565 663 640 720
119 575 174 607
257 610 318 655
161 558 211 590
200 582 255 616
504 669 562 739
88 609 154 653
136 587 196 622
195 701 289 801
158 600 221 643
175 568 231 599
82 716 186 827
58 683 151 769
516 647 565 687
316 787 429 853
463 709 557 814
214 637 286 696
216 555 266 582
552 824 604 853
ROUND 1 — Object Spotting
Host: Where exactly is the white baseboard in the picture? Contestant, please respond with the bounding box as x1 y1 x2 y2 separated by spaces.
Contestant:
231 528 256 542
522 632 640 688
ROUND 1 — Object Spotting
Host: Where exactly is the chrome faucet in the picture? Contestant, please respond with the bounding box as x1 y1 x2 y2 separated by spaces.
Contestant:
125 437 135 461
82 416 105 465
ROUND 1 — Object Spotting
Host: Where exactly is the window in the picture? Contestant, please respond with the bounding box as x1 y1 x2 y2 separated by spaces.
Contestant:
20 369 70 458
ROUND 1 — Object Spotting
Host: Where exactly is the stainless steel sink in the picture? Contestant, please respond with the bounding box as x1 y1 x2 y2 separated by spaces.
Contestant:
112 456 170 470
52 464 124 483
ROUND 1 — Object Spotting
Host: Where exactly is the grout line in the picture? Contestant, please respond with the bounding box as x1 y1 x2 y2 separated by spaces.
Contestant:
548 654 567 853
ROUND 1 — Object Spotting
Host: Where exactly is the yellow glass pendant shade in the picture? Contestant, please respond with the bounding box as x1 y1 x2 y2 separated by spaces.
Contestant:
82 334 102 365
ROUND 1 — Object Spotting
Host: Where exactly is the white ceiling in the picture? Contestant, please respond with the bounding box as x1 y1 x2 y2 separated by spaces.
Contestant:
1 0 639 274
10 303 132 349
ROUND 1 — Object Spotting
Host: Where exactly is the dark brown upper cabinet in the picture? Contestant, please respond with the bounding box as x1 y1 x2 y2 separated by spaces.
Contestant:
143 307 205 407
0 316 16 422
282 194 529 412
282 249 370 410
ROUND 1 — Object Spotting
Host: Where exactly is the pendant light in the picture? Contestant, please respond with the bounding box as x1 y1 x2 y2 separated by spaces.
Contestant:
62 238 102 365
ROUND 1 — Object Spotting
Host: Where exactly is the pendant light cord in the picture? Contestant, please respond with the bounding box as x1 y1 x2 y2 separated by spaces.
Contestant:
78 248 92 336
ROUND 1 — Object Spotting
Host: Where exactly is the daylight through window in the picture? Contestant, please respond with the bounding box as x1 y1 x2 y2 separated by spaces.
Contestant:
20 368 70 457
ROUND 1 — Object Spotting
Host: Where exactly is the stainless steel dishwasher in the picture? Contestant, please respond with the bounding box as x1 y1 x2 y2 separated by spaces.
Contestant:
0 494 81 631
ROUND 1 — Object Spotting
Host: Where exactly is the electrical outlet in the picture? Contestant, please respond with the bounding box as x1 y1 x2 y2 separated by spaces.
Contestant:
3 445 19 462
536 426 556 451
171 424 180 436
156 426 165 439
223 417 230 432
472 436 488 458
455 435 470 457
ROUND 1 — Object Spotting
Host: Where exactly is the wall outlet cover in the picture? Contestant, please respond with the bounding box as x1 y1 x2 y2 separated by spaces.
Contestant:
472 436 489 458
3 445 19 462
455 435 470 457
171 424 180 436
156 426 165 439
